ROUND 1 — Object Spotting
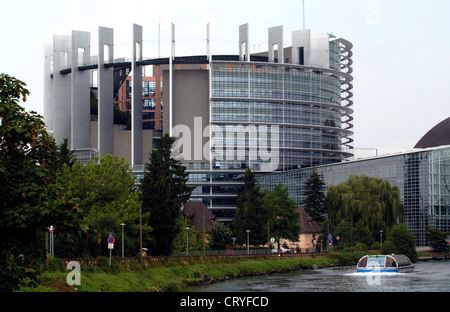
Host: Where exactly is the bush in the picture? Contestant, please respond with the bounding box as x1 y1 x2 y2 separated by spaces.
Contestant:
46 256 64 272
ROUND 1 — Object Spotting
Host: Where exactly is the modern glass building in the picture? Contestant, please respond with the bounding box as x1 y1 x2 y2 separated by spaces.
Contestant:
43 23 353 222
178 27 354 221
256 145 450 247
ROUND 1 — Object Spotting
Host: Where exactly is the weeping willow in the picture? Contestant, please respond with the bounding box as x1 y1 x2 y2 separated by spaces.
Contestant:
326 175 404 240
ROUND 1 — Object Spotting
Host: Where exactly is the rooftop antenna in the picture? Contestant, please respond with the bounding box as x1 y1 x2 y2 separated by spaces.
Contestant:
302 0 306 29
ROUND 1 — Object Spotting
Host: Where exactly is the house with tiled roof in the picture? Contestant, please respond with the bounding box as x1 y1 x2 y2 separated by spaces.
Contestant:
281 207 322 252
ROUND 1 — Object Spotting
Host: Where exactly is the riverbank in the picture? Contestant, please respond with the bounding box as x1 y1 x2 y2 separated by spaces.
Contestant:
17 252 369 292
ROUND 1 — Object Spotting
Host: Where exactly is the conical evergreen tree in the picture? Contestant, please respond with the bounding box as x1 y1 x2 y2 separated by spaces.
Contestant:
233 168 267 245
140 134 194 256
302 167 327 223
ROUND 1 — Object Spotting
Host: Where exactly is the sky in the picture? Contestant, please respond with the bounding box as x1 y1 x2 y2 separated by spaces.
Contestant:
1 0 449 156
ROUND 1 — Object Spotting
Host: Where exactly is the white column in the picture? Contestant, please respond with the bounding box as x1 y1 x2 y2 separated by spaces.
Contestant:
132 24 143 167
268 26 283 63
98 26 114 157
71 30 91 150
52 35 72 146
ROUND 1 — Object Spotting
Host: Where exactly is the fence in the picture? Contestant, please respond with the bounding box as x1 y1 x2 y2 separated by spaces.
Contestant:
61 251 329 267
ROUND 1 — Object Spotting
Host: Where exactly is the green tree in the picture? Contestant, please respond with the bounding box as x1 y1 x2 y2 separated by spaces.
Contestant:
57 138 75 167
425 227 449 254
208 221 233 250
140 134 193 256
55 154 144 257
334 219 352 249
263 184 301 248
326 175 404 242
233 168 266 245
0 74 67 290
302 167 327 223
172 215 204 254
382 223 418 262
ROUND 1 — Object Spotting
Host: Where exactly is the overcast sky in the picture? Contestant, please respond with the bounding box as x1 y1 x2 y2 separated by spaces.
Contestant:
2 0 449 155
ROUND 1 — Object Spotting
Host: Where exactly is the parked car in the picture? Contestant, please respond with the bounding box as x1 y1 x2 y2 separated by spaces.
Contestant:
271 247 290 254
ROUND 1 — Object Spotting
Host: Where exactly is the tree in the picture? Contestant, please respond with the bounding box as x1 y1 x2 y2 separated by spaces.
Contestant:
382 223 418 262
172 215 204 254
0 74 65 290
263 184 301 248
302 167 327 223
140 134 193 256
55 154 145 257
57 138 75 168
425 227 449 254
326 175 404 242
334 219 352 248
233 168 266 245
208 221 233 250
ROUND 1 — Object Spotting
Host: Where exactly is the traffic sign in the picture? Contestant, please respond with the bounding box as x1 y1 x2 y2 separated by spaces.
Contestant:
108 237 115 244
108 243 114 249
49 225 54 232
109 232 113 237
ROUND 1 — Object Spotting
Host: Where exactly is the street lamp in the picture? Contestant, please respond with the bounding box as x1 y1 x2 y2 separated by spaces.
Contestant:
120 223 126 260
185 227 190 255
380 230 383 249
246 230 251 255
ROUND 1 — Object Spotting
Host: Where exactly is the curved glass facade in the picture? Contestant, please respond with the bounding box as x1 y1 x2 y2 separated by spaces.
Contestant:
211 60 353 171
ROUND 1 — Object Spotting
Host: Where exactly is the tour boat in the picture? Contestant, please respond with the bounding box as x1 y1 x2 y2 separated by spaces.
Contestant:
356 254 415 273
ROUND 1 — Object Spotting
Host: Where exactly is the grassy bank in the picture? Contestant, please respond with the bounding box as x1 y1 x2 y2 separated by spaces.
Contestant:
17 252 368 292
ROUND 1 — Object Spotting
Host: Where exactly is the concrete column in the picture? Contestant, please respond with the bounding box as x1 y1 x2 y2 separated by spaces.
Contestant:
132 24 143 167
169 23 175 136
292 29 310 65
239 23 249 61
268 26 283 63
52 35 72 146
206 22 211 62
43 41 54 132
71 30 91 150
98 26 114 157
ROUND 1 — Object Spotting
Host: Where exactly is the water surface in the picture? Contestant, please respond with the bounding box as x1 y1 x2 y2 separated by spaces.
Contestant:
185 260 450 292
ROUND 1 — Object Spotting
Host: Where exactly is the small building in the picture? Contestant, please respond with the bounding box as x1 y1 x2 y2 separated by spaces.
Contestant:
282 207 322 252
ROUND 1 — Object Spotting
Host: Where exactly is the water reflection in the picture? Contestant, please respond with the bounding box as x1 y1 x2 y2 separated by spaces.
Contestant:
185 260 450 292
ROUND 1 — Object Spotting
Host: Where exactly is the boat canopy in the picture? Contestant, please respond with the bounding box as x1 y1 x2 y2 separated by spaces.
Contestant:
357 255 413 268
389 255 413 267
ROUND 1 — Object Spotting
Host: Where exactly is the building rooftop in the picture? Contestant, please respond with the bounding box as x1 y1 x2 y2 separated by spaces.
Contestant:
181 201 216 232
415 117 450 149
296 207 321 234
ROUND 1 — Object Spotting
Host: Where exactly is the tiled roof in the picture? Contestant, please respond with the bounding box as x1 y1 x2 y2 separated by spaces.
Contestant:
181 201 215 232
295 207 322 234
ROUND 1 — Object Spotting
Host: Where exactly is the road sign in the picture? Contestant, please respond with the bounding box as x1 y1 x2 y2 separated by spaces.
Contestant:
109 232 113 237
108 237 115 244
49 225 54 232
108 243 114 249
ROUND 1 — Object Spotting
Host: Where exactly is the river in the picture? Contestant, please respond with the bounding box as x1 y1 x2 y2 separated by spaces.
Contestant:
185 260 450 292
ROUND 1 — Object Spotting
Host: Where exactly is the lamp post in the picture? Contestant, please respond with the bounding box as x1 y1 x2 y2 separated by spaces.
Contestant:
186 227 190 255
246 230 251 255
120 223 126 260
380 230 383 249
